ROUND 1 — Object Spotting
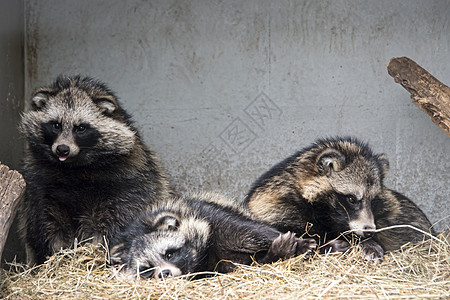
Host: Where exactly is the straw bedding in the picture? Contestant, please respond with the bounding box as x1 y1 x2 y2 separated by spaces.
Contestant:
1 231 449 300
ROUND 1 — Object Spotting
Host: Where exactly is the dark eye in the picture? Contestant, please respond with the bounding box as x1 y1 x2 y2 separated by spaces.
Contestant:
75 124 86 133
346 195 357 204
53 122 62 130
165 249 178 261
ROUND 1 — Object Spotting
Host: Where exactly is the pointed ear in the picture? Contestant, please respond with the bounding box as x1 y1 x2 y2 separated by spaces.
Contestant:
109 243 125 264
146 213 180 232
157 215 180 231
376 154 390 176
31 88 54 110
94 95 118 115
316 149 346 176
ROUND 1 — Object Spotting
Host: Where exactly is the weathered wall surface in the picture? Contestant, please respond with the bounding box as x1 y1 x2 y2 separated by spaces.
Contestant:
25 0 449 233
1 0 25 263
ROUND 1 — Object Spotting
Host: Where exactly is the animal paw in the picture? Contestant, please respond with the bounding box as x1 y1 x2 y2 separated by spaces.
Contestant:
267 231 299 260
295 237 317 255
320 239 351 253
361 239 384 263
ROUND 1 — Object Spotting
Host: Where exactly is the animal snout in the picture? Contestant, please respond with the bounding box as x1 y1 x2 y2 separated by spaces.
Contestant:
349 208 376 238
158 269 173 278
56 144 70 157
349 220 376 238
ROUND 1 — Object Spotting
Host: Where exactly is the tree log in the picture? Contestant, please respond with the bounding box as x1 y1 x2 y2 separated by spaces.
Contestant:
386 57 450 137
0 163 26 261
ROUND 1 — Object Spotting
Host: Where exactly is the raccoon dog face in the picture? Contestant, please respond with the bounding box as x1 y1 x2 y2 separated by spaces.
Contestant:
312 139 389 238
20 76 136 167
110 211 210 279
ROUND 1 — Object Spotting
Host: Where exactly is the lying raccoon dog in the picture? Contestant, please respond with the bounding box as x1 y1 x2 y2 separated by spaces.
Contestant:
19 75 172 265
110 192 317 278
243 137 435 262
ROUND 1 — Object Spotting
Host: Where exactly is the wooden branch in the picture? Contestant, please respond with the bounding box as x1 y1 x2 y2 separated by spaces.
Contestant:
0 163 26 261
386 56 450 137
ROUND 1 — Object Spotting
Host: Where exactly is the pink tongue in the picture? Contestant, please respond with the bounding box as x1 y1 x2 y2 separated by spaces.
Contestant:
59 157 67 162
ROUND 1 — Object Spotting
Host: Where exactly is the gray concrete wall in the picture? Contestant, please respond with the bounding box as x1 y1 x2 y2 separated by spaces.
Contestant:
1 0 25 263
25 0 449 235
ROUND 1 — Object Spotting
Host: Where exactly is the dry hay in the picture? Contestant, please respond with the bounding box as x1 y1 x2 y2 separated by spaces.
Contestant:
1 231 449 300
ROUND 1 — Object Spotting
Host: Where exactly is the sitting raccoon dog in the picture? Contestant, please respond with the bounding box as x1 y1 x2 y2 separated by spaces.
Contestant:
19 75 172 265
243 137 434 262
110 192 317 279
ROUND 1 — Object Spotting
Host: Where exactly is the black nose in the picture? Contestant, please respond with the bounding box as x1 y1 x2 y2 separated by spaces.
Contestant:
363 226 374 238
158 269 172 278
56 144 70 157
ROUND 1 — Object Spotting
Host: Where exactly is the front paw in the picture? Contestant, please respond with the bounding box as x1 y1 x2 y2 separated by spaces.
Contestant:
361 239 384 263
295 237 317 255
320 239 351 253
267 231 299 260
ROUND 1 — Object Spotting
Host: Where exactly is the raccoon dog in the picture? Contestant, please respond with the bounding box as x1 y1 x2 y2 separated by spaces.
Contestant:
243 137 434 262
19 75 172 265
110 192 317 278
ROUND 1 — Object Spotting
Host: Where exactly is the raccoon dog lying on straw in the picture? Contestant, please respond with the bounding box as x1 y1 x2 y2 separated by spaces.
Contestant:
243 137 434 262
110 192 317 278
